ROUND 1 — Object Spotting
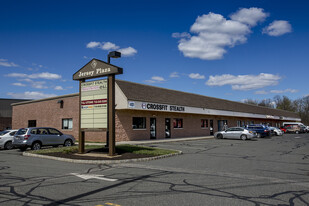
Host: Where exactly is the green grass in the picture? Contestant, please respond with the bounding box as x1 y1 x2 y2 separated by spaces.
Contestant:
116 144 178 156
28 144 179 156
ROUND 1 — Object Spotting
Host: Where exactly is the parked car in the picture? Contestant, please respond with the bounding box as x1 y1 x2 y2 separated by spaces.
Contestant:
245 124 271 138
214 127 257 140
279 126 287 133
300 126 307 133
12 127 75 151
285 125 302 134
0 130 18 150
269 127 283 136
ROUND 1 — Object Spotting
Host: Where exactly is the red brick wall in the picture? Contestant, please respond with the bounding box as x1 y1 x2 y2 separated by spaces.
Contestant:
12 95 80 139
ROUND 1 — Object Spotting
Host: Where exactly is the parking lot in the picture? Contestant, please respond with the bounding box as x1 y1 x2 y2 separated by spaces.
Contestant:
0 133 308 206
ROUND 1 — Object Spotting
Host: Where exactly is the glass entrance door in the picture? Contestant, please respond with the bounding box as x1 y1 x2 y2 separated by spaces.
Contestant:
210 119 214 135
150 118 156 139
165 118 171 138
218 120 228 131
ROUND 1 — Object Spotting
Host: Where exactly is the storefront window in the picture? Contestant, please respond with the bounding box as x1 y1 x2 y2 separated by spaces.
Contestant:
62 119 73 130
132 117 146 129
173 118 183 128
201 119 208 128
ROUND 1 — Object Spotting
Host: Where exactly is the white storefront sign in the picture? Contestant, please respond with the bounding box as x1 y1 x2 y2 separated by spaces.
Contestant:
81 79 107 129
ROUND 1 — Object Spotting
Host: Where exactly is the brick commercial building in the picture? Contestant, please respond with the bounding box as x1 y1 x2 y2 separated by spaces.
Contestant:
11 80 300 142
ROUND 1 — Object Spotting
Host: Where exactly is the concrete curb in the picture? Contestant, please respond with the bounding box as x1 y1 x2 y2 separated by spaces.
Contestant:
23 149 183 164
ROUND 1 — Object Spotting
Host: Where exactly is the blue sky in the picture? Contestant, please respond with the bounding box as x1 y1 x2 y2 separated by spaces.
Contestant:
1 0 308 102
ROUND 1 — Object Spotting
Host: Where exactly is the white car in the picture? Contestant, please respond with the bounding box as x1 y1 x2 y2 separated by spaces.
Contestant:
0 130 18 150
270 127 283 136
214 127 257 140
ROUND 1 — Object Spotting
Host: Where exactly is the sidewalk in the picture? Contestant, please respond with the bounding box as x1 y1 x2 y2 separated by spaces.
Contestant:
84 136 214 146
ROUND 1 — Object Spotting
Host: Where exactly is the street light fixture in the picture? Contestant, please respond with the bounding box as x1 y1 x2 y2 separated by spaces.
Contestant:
108 51 121 63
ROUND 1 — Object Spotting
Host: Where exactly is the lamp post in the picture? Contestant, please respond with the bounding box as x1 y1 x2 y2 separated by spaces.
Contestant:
106 51 121 155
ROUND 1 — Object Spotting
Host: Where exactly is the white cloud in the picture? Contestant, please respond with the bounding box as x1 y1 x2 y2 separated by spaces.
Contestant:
0 59 18 67
270 88 298 94
54 86 64 90
86 41 101 48
206 73 281 90
16 79 48 89
170 72 180 78
86 41 137 57
176 7 268 60
118 47 137 56
255 88 298 94
31 81 48 89
7 91 56 99
101 42 120 50
12 82 26 87
145 76 166 83
230 8 268 26
172 32 191 39
7 72 61 80
189 73 205 79
263 20 292 36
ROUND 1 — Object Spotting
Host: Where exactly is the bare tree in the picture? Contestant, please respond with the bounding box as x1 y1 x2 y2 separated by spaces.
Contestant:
273 95 296 112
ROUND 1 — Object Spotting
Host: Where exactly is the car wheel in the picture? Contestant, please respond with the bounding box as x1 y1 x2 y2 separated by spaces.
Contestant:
31 142 41 150
240 135 247 141
64 139 72 147
296 131 299 134
257 133 261 138
217 134 223 139
4 141 13 150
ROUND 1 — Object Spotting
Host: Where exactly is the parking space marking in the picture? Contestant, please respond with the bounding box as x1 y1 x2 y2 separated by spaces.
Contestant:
96 203 121 206
70 173 118 182
105 203 121 206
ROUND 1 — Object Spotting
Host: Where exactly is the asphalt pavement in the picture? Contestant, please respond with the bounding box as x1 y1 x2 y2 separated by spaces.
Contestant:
0 133 308 206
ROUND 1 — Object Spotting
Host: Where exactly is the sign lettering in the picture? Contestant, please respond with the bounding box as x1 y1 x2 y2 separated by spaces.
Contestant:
141 103 185 112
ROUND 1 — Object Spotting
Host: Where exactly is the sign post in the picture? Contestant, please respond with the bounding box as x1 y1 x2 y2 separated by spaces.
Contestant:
73 58 123 156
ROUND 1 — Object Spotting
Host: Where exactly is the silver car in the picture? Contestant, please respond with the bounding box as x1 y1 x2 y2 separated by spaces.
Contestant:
13 127 75 151
0 130 18 150
214 127 257 140
269 127 283 136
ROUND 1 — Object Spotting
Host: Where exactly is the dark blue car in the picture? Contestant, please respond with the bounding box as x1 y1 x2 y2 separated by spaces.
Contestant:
245 125 271 138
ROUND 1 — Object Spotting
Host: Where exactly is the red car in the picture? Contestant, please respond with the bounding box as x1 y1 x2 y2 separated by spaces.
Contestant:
280 126 288 133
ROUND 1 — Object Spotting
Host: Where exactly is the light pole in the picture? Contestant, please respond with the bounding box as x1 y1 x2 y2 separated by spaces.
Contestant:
106 51 121 155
